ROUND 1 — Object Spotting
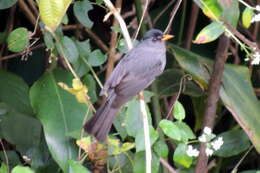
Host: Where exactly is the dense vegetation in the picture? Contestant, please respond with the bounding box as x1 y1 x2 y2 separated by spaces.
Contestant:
0 0 260 172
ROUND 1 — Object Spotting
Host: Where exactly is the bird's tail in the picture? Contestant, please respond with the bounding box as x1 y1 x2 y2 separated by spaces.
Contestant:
84 95 118 142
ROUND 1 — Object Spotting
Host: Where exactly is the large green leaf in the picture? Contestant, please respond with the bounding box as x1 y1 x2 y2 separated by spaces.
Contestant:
0 109 41 155
30 69 88 172
0 0 17 9
0 70 33 115
170 45 260 153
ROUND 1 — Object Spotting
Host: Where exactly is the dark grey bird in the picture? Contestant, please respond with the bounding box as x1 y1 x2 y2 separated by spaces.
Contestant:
84 29 173 141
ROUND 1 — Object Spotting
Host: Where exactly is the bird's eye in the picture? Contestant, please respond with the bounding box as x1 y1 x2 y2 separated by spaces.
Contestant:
152 35 162 42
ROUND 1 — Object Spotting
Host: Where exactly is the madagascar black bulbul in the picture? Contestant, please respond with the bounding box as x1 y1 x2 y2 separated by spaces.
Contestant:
84 29 173 141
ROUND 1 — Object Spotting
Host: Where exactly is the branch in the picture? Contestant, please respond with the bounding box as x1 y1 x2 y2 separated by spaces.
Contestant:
0 43 45 61
183 2 199 49
159 158 177 173
164 0 183 34
103 0 133 49
18 0 36 25
105 0 122 80
153 0 175 25
195 35 230 173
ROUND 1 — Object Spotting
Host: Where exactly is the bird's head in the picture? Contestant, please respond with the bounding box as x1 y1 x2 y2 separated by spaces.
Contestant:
143 29 174 42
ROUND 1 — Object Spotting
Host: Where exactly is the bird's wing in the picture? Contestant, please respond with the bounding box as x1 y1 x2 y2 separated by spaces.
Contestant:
101 42 165 96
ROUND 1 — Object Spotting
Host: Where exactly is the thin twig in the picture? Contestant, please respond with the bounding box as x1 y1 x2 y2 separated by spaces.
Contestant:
231 145 254 173
195 35 230 173
84 27 110 52
62 24 109 53
27 0 38 16
18 0 36 25
106 0 122 80
0 139 9 173
0 43 45 61
103 0 133 49
139 93 152 173
153 0 176 25
159 158 176 173
164 0 183 34
133 0 149 40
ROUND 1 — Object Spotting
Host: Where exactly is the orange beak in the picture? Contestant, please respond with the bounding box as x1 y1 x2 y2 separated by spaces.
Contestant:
161 34 174 41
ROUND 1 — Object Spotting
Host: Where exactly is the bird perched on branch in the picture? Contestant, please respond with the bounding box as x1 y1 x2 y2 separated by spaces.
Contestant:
84 29 173 141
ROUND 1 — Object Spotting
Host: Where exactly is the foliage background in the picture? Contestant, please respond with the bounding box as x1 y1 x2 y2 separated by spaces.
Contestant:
0 0 260 173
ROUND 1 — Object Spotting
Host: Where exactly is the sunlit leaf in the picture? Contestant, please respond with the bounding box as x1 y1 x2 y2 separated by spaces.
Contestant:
173 143 193 168
194 21 224 44
153 140 169 158
173 101 185 121
159 119 181 141
174 121 196 142
12 166 34 173
7 27 29 53
39 0 72 32
242 7 254 28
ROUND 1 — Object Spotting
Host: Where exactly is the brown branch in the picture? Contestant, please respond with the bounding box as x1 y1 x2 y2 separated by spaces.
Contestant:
27 0 38 16
183 2 199 49
84 28 109 53
159 158 177 173
195 35 230 173
105 0 122 80
0 43 45 61
153 0 176 25
223 20 258 50
18 0 36 25
62 24 109 53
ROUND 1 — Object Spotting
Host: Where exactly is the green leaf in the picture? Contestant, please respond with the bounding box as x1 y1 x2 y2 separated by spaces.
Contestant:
173 143 193 168
173 101 185 121
135 126 159 152
67 160 91 173
125 99 152 137
174 122 196 142
155 69 204 97
30 69 88 173
0 163 8 173
214 129 250 157
219 0 239 26
7 27 29 53
0 110 41 154
0 69 33 115
82 74 97 103
170 45 260 153
194 21 224 44
133 152 159 173
75 39 91 58
143 90 154 103
113 108 128 140
73 0 93 28
242 7 254 28
38 0 72 32
0 0 17 9
159 119 181 141
194 0 222 19
88 49 107 67
240 170 260 173
12 166 34 173
153 140 169 158
60 36 79 63
43 32 55 50
73 58 90 77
